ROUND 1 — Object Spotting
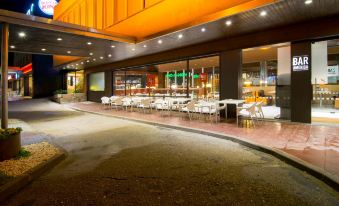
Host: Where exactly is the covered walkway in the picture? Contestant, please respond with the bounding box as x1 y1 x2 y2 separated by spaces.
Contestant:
68 101 339 183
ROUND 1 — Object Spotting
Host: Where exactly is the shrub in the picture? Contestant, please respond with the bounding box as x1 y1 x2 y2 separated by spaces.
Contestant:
0 128 22 140
17 148 31 158
54 89 68 95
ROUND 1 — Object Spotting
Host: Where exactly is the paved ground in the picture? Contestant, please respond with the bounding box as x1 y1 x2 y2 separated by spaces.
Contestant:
3 99 339 205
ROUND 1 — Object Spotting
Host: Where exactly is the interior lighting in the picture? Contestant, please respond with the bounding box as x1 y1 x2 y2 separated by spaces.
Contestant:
18 32 26 38
87 42 92 45
158 39 163 44
10 45 15 49
57 38 62 41
143 45 147 48
225 20 232 26
178 34 183 39
108 54 112 57
41 48 46 51
260 11 267 17
305 0 312 4
67 51 71 54
201 27 206 32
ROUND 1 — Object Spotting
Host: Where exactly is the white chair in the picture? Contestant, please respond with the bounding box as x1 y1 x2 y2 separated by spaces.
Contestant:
208 102 226 123
122 97 132 111
237 103 257 127
255 101 265 120
181 101 198 120
137 98 152 113
101 97 110 109
111 97 124 110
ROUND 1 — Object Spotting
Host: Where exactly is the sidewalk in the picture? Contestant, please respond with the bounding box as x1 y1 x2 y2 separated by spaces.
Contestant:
68 102 339 182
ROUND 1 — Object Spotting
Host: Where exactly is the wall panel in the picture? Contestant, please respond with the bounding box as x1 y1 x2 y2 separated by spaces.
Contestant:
128 0 144 17
115 0 128 23
104 0 115 27
80 1 87 26
96 0 104 29
145 0 161 8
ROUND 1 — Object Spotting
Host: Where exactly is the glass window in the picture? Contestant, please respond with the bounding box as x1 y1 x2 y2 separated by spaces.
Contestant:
67 70 84 93
189 56 220 100
113 71 126 96
89 72 105 91
311 39 339 124
242 43 291 120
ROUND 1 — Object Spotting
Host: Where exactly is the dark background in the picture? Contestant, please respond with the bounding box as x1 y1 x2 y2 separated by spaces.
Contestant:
0 0 60 18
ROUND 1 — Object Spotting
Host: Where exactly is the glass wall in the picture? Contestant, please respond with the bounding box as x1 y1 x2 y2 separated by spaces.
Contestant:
67 70 85 93
89 72 105 91
112 56 220 99
242 43 291 120
311 39 339 124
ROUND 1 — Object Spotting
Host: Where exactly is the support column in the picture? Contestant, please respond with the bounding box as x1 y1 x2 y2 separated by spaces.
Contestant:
1 23 9 129
220 50 242 118
291 41 312 123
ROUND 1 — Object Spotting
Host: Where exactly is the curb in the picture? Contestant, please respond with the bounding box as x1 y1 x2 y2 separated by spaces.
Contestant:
0 143 67 203
69 106 339 191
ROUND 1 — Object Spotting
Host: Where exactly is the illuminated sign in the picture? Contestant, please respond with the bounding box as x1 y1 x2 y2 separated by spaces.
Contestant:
26 3 34 15
328 65 338 77
292 55 309 71
166 72 199 79
38 0 58 16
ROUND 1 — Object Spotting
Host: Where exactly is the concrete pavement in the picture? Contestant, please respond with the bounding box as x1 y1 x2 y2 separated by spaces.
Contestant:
3 99 339 205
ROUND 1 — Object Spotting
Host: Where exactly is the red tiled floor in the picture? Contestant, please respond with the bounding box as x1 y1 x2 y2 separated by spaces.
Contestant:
68 102 339 179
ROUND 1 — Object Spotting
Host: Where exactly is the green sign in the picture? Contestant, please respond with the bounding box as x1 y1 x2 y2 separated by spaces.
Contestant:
166 72 199 79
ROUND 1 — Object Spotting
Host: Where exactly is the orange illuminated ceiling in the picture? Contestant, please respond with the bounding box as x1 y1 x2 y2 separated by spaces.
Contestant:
54 0 276 41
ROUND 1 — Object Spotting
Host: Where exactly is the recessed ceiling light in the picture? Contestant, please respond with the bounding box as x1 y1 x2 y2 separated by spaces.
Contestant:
100 56 104 59
18 32 26 38
89 52 93 56
111 45 115 48
178 34 183 39
305 0 312 4
57 38 62 41
81 62 84 64
143 45 147 48
67 51 71 54
260 11 267 17
201 27 206 32
10 45 15 49
76 63 79 66
87 42 92 45
225 20 232 26
158 39 163 44
108 54 112 57
41 48 46 51
132 48 136 51
93 58 96 61
86 60 90 62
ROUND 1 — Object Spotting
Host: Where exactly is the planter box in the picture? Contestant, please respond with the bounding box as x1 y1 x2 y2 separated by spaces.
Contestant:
52 93 86 104
0 133 21 161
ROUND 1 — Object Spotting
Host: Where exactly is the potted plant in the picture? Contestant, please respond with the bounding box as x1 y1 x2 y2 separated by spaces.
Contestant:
0 127 22 161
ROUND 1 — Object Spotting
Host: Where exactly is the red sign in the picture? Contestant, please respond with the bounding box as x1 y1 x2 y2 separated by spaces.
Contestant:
199 73 208 82
146 74 157 87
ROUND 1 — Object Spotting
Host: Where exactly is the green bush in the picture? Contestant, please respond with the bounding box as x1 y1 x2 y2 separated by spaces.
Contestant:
0 127 22 140
17 148 31 158
54 89 68 95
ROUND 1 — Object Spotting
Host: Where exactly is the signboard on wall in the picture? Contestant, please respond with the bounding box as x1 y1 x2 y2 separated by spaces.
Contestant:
38 0 58 16
292 55 309 71
328 65 339 77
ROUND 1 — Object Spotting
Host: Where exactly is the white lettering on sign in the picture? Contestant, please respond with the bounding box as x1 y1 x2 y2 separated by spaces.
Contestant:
292 55 309 71
38 0 58 16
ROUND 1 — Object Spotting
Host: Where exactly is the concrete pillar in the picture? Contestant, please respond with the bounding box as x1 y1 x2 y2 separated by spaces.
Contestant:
1 23 9 129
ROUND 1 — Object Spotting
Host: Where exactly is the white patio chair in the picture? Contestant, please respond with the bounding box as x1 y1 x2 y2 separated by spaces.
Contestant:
137 98 153 113
237 103 257 127
181 100 198 120
255 101 265 120
101 96 110 109
111 97 124 110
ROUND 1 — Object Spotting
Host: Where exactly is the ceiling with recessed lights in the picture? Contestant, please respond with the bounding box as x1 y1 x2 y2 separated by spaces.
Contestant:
1 0 339 71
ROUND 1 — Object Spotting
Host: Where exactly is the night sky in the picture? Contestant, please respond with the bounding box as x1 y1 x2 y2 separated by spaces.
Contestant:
0 0 60 18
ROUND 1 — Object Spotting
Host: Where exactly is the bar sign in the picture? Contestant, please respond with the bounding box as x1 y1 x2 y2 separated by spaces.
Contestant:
292 55 309 71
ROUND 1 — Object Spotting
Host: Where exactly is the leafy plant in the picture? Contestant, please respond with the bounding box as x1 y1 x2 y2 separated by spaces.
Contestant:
17 148 31 158
0 127 22 140
54 89 68 95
